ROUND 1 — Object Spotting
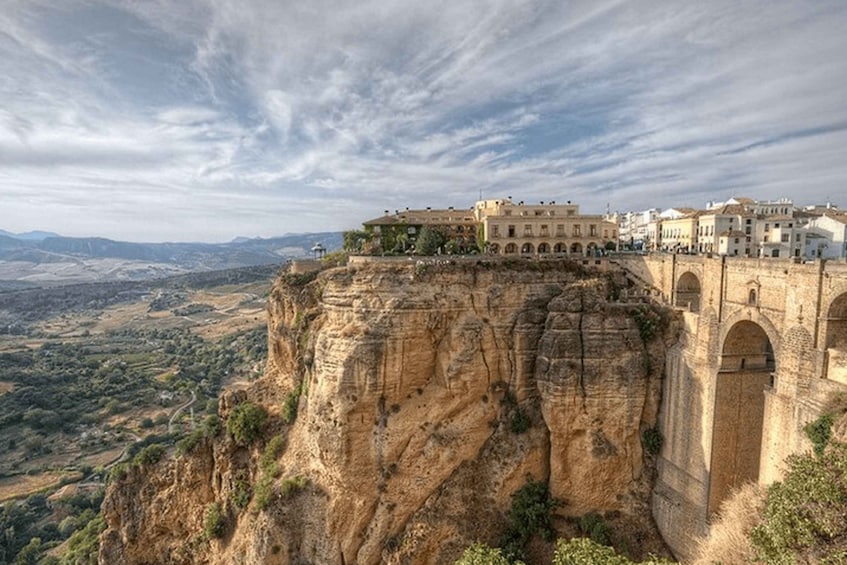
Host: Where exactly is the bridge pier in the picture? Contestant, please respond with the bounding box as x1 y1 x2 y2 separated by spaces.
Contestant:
612 254 847 561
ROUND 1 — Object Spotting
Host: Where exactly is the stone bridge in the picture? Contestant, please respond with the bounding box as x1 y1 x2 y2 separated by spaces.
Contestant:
611 254 847 560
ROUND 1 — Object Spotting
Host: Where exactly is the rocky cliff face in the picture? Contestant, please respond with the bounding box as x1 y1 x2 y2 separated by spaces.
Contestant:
100 260 676 564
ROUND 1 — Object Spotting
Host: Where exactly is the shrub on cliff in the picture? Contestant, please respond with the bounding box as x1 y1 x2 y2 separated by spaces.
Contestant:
226 401 267 445
749 442 847 563
203 502 225 540
500 480 558 561
455 542 512 564
553 538 674 564
132 444 165 466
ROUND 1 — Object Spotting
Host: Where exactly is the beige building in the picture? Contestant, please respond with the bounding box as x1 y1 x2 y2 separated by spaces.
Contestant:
659 210 700 253
474 198 618 256
697 204 754 256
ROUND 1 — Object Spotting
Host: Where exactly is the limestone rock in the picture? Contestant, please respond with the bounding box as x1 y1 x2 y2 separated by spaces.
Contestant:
100 260 675 564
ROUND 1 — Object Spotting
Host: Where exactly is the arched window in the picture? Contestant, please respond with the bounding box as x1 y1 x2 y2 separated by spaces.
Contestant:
748 289 757 305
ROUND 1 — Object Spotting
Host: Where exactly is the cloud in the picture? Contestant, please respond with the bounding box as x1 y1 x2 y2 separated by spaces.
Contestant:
0 0 845 241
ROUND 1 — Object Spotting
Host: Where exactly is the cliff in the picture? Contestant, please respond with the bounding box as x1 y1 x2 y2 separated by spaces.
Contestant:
100 259 677 564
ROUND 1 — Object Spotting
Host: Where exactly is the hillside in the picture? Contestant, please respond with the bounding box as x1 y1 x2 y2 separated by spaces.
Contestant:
0 232 342 285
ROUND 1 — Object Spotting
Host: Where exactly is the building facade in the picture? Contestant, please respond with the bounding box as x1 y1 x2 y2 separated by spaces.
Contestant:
474 198 618 256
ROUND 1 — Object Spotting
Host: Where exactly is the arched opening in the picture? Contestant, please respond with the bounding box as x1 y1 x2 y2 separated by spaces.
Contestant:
537 242 550 254
586 242 598 257
488 243 500 254
521 242 534 254
570 242 583 255
504 243 517 254
826 293 847 348
675 272 701 313
709 321 775 514
554 242 566 254
825 293 847 382
748 289 757 305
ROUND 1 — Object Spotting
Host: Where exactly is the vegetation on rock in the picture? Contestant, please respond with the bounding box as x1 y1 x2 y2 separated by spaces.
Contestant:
500 480 558 562
750 442 847 563
226 401 267 445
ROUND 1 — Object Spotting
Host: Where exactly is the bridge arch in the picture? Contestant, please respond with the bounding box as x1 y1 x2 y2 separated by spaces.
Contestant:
825 291 847 349
675 271 701 313
709 319 776 514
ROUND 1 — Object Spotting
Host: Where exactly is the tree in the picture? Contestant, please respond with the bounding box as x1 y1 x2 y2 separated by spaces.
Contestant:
342 230 371 253
226 401 267 445
415 227 447 256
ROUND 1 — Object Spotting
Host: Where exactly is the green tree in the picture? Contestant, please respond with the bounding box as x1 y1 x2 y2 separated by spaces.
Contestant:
415 226 447 256
226 401 267 445
343 230 371 253
750 442 847 564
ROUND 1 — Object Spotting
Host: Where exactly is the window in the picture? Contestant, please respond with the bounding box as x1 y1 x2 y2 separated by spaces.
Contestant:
775 223 780 228
749 289 757 305
746 219 752 224
523 224 533 236
573 225 582 236
765 223 770 232
590 224 597 236
508 225 515 238
745 226 751 234
505 210 512 216
781 234 789 243
735 238 740 244
556 224 565 235
771 249 780 257
492 225 500 238
795 233 801 242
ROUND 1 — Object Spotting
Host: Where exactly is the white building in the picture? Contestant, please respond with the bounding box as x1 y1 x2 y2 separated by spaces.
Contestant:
805 213 847 259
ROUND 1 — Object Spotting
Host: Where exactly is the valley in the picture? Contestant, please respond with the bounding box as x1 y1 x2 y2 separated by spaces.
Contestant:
0 266 277 563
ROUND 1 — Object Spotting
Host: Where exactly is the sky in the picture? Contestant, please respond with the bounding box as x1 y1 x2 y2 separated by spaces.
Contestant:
1 1 846 242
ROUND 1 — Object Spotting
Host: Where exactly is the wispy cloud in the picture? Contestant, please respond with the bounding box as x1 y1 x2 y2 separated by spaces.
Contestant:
0 0 845 241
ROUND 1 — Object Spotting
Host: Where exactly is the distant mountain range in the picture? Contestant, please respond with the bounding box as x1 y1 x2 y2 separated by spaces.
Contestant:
0 231 342 287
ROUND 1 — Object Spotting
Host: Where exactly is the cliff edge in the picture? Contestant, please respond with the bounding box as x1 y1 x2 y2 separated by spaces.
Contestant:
100 259 677 564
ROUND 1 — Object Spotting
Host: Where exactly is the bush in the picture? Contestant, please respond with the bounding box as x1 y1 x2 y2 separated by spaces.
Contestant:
230 475 251 511
280 475 308 499
642 426 662 456
261 435 285 471
578 512 611 546
500 480 558 561
226 401 267 445
455 542 511 565
254 475 273 511
132 444 165 466
203 502 225 539
553 538 675 564
804 413 834 456
281 385 302 425
750 443 847 564
510 407 531 434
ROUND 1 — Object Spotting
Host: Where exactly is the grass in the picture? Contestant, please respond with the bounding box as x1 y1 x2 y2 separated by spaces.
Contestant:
0 471 78 503
692 482 764 565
